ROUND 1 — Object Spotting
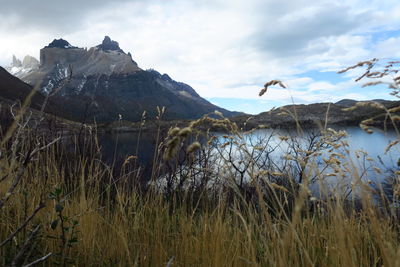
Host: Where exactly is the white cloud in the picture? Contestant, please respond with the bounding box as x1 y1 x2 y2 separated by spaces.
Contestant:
307 82 336 92
0 0 399 113
374 37 400 58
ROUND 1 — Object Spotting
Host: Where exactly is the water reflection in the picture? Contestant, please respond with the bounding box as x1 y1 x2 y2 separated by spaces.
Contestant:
98 127 400 184
98 132 158 178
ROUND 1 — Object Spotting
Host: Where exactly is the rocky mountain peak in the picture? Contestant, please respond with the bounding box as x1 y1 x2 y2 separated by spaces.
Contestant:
12 55 22 68
22 55 39 69
3 36 238 122
45 38 77 49
161 73 172 81
7 55 39 77
96 36 124 53
12 36 140 83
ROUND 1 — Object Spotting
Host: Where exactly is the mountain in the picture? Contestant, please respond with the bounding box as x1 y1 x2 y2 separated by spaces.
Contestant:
334 99 358 108
335 99 395 108
0 66 47 109
233 100 400 129
7 36 238 123
7 55 39 78
0 66 65 127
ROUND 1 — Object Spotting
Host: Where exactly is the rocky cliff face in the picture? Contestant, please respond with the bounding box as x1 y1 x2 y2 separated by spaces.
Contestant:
96 36 125 53
12 55 22 68
7 55 39 78
7 36 237 122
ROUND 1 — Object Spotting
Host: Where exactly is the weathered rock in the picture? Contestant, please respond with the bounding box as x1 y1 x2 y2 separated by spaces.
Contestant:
6 55 39 78
45 38 77 49
22 55 39 69
12 55 22 68
97 36 124 53
6 36 238 123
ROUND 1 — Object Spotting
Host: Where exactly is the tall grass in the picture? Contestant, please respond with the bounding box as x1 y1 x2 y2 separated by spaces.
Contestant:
1 108 400 266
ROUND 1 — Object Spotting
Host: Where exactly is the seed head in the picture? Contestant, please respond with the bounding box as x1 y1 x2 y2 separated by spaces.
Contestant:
259 80 286 97
178 127 192 137
187 141 201 153
168 127 181 136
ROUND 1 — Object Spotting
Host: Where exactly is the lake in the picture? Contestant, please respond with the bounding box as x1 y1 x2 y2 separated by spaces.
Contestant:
98 126 400 187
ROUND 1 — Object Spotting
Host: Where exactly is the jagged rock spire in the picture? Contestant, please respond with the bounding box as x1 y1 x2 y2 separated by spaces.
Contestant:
12 55 22 67
97 36 125 53
22 55 39 69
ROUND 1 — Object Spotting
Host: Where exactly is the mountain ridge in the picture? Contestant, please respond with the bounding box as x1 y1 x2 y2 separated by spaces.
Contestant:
5 36 239 122
0 65 396 131
233 99 400 129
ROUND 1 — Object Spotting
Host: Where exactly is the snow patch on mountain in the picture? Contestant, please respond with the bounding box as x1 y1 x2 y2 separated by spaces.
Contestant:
43 80 54 94
179 91 193 98
3 36 239 122
6 55 39 78
77 75 87 92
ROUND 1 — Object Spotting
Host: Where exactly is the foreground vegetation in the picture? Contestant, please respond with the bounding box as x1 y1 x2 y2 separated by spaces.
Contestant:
0 110 399 266
1 59 400 266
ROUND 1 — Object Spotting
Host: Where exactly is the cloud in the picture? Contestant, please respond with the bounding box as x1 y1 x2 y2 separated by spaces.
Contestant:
0 0 399 114
0 0 137 32
251 2 371 58
374 37 400 58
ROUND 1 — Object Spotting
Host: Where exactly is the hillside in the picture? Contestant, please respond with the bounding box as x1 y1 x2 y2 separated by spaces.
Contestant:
233 100 400 129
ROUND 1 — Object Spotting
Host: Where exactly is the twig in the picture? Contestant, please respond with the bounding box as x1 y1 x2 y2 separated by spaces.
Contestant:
0 173 8 183
23 253 53 267
0 151 32 210
166 256 175 267
0 202 45 247
31 137 61 155
11 225 41 267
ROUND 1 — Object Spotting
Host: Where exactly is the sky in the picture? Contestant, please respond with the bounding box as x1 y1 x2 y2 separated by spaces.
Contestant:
1 0 400 114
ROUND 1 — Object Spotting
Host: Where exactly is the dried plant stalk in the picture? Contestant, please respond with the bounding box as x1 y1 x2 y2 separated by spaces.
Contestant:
259 80 286 97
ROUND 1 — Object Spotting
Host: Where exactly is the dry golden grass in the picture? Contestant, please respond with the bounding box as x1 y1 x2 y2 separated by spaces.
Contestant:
0 118 400 266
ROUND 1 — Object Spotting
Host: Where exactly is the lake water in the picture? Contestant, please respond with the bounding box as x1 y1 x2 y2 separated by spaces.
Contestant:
99 126 400 185
243 126 399 168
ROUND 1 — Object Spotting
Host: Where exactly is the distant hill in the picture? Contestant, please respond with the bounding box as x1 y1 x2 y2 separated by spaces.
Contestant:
334 99 358 108
335 99 394 108
233 100 400 129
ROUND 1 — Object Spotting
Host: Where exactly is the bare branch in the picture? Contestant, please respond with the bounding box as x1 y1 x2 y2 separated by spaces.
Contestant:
0 155 30 209
11 225 41 267
23 253 53 267
0 173 8 184
0 201 45 247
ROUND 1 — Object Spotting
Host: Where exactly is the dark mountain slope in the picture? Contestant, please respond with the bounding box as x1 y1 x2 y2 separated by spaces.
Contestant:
45 70 238 122
0 66 48 110
0 66 69 128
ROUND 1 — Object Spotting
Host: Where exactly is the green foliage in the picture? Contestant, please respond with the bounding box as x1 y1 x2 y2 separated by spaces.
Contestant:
47 187 80 266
